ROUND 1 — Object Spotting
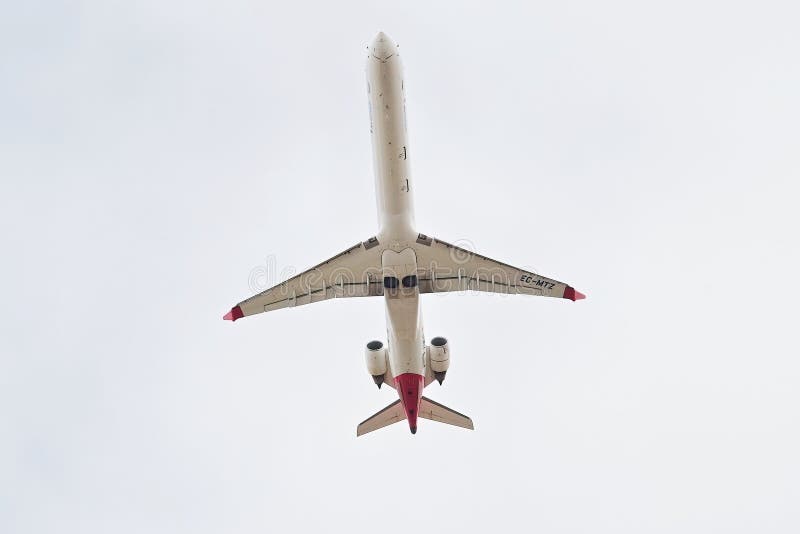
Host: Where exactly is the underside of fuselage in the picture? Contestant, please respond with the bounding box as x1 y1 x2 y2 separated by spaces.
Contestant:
368 33 428 433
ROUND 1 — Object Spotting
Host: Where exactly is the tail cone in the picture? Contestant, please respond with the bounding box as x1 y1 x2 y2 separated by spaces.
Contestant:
372 375 384 388
394 373 423 434
434 371 446 385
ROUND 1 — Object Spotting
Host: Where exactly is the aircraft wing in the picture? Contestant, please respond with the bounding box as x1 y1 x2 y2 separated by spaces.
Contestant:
223 239 384 321
413 234 585 301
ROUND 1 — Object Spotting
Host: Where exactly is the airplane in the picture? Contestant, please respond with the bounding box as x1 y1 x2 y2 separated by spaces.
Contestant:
223 32 585 436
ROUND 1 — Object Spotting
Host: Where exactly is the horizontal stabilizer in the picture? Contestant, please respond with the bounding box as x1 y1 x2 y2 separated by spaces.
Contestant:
356 397 474 436
356 400 405 436
419 397 474 431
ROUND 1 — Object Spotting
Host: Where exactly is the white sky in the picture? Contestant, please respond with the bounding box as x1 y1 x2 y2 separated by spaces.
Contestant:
2 1 799 532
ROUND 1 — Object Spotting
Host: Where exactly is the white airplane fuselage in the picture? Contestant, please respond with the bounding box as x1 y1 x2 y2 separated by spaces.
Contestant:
367 32 426 432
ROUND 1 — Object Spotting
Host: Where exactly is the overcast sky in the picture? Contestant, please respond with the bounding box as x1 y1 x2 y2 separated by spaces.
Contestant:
2 1 799 533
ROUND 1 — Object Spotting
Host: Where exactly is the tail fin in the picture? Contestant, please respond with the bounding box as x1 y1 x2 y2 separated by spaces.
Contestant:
419 397 474 430
356 397 474 436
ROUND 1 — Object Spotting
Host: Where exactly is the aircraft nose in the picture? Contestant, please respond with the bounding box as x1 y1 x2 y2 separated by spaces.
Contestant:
370 31 397 61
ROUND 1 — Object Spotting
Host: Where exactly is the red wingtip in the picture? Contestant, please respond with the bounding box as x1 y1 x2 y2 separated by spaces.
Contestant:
223 306 244 321
563 287 587 301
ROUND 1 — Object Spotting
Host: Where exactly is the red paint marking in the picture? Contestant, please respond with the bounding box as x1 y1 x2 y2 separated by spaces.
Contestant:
563 287 586 301
394 373 424 434
223 306 244 321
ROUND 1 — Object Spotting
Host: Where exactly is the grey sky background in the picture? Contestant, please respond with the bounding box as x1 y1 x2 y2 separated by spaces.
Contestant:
2 1 799 532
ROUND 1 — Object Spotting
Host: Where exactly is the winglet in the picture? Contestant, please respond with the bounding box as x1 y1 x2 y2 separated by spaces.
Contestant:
223 305 244 321
563 286 586 301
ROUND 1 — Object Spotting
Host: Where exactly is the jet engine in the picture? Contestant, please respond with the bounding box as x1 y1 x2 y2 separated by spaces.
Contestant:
365 340 388 388
428 336 450 385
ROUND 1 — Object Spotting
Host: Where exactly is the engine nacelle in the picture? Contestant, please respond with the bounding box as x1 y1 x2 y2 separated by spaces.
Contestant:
428 336 450 384
365 340 388 388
